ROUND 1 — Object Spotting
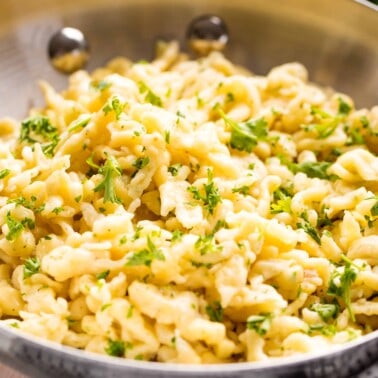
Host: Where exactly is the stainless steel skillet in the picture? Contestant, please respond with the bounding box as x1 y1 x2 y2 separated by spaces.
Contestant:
0 0 377 377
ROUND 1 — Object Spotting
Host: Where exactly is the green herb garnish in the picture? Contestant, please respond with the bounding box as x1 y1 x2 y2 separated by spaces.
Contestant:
131 157 150 178
93 155 122 204
188 169 222 215
270 186 293 214
23 257 41 279
96 270 110 280
219 110 268 152
0 169 10 179
310 303 339 322
103 97 124 120
205 301 224 322
168 164 182 177
327 255 359 322
139 82 163 107
105 339 125 357
126 236 165 267
195 234 221 255
20 116 59 157
289 161 337 181
246 313 272 336
297 212 321 245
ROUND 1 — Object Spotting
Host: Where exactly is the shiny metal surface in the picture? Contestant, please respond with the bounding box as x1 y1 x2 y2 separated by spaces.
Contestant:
187 15 229 56
0 0 377 377
48 27 89 73
0 0 377 118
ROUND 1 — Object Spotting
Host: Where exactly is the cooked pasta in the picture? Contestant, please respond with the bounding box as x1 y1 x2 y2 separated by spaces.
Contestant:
0 41 377 363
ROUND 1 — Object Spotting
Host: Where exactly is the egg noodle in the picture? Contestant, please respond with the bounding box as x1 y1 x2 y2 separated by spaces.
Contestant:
0 41 377 363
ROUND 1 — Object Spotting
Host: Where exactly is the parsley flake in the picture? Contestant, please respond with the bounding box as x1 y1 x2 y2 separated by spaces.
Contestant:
5 212 34 241
288 161 337 181
131 157 150 178
103 97 124 120
20 116 59 157
246 313 273 336
270 186 293 214
94 155 122 204
168 164 182 177
171 230 184 243
23 257 41 279
297 213 321 245
327 255 359 322
96 270 110 280
338 97 352 116
187 169 222 215
232 185 250 196
126 236 165 267
205 301 224 322
105 339 125 357
219 110 268 152
310 303 339 322
0 169 10 179
138 82 163 107
195 234 221 255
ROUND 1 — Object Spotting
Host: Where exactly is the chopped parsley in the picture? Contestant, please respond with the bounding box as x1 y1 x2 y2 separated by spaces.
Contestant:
344 121 365 146
304 106 339 139
103 97 124 120
195 234 221 255
20 116 59 157
0 169 10 179
232 185 250 196
225 92 235 103
270 186 293 214
171 230 184 243
132 157 150 178
119 235 127 245
126 236 165 267
105 339 125 357
138 82 163 107
94 155 122 204
310 303 339 322
7 196 45 214
68 114 91 132
308 324 337 337
101 303 112 311
338 97 352 116
370 200 378 217
219 110 268 152
205 301 224 322
327 255 359 322
317 206 332 228
297 212 321 245
52 207 64 215
23 257 41 279
167 164 182 177
288 161 337 181
96 270 110 280
187 169 222 215
304 99 351 139
164 130 171 144
246 313 272 336
127 305 134 318
191 260 212 269
5 212 34 241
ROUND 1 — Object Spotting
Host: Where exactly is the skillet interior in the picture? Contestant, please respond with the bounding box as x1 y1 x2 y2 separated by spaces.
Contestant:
0 0 377 377
0 0 377 118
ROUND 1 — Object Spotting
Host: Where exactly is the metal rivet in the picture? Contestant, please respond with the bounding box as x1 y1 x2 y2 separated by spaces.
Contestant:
48 27 89 74
187 15 229 56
